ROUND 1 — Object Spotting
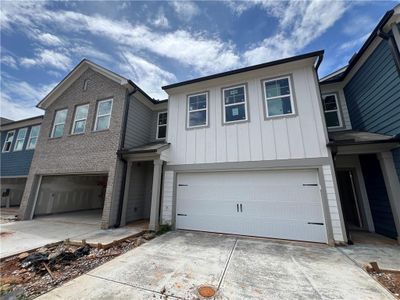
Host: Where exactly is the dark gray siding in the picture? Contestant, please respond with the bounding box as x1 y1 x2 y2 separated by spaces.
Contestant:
1 126 38 177
344 40 400 135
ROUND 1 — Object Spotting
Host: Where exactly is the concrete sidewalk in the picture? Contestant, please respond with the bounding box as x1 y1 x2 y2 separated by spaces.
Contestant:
0 211 148 258
37 231 395 300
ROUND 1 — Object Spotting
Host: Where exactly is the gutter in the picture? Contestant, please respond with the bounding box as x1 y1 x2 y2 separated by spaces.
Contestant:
114 86 138 228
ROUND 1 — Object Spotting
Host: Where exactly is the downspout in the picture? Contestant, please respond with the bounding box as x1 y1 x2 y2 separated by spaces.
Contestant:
114 86 138 228
378 28 400 76
157 161 166 227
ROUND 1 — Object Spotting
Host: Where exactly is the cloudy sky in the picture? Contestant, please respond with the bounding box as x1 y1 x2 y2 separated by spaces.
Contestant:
0 0 397 120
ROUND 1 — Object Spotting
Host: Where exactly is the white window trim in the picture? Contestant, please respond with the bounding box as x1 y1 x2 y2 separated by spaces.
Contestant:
13 128 28 152
2 130 15 153
222 84 248 124
156 111 168 140
51 109 68 138
187 92 208 129
322 93 342 129
94 99 113 131
71 104 89 135
263 76 295 118
26 125 40 150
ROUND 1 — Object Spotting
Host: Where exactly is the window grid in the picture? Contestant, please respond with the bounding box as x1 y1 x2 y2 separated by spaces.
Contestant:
26 125 40 150
2 131 15 152
94 99 113 131
263 76 295 118
156 111 168 139
13 128 28 151
71 104 89 134
187 93 208 128
222 85 248 124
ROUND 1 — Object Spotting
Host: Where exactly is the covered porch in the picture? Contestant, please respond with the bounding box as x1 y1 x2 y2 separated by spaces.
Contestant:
328 131 400 244
118 142 170 231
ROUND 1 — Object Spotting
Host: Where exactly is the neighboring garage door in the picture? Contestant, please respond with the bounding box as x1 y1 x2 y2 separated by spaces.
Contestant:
176 169 327 243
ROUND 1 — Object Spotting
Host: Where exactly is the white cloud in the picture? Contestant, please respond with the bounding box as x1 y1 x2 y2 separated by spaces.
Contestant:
120 52 176 99
152 8 169 29
35 32 64 46
170 1 199 21
0 74 56 120
1 55 18 69
339 33 369 52
20 49 72 70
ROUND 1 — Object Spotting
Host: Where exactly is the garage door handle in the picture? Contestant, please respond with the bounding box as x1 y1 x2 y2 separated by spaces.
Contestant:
303 183 318 186
240 204 243 212
307 222 324 225
177 214 187 216
236 204 239 212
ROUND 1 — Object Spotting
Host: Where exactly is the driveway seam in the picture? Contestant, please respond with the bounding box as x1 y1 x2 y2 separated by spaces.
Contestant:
217 237 238 290
290 256 323 300
87 273 182 299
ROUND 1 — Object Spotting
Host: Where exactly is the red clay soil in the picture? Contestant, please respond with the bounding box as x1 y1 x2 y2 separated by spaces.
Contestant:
369 270 400 299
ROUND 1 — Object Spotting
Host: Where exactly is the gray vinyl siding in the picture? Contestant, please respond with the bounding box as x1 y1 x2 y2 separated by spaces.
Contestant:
344 40 400 136
124 96 153 148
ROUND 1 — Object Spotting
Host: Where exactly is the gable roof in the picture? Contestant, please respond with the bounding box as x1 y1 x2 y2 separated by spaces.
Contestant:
162 50 324 90
37 59 165 109
320 7 397 84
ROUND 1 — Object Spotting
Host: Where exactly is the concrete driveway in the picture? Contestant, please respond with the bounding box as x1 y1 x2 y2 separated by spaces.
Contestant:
37 231 394 300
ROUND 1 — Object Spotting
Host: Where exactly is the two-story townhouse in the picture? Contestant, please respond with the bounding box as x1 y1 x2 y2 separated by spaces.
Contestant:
19 59 168 230
160 51 347 245
1 116 43 209
320 5 400 243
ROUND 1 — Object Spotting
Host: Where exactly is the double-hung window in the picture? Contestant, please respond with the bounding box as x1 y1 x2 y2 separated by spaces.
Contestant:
13 128 28 151
71 104 89 134
263 76 295 117
26 125 40 150
94 99 113 131
322 94 341 128
2 131 15 152
157 111 167 139
187 93 208 128
222 85 248 123
51 109 68 138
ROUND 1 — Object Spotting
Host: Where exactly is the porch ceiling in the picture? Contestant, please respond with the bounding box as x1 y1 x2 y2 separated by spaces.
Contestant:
118 142 170 161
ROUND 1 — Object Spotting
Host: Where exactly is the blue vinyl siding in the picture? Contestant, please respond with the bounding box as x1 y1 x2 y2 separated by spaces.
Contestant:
344 40 400 136
359 154 397 239
1 126 37 177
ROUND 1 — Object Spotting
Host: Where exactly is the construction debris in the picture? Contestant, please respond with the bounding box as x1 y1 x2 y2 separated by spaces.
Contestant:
365 262 400 299
0 231 155 299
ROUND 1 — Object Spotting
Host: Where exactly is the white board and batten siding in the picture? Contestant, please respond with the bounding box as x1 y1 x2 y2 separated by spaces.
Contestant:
166 64 329 165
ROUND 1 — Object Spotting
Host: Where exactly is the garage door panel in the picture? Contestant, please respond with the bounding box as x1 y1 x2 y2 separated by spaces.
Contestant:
176 170 327 243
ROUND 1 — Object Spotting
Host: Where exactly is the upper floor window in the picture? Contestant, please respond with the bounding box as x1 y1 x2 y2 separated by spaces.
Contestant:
2 131 15 152
222 85 248 123
27 125 40 150
263 76 295 117
94 99 113 131
71 104 89 134
157 111 167 139
13 128 28 151
187 93 208 128
322 94 341 128
51 109 68 138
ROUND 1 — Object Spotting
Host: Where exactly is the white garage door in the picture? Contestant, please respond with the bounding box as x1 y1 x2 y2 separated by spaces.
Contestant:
176 169 327 243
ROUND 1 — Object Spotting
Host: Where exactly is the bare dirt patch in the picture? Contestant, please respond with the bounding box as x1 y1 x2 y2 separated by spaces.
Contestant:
0 231 156 299
366 263 400 299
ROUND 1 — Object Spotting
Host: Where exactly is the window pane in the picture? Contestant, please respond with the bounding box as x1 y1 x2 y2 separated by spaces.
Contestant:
17 128 27 139
324 95 337 111
73 120 86 134
225 103 246 122
158 126 166 139
325 111 340 127
75 105 89 120
98 100 112 115
53 124 64 138
189 110 207 127
27 137 37 149
267 96 292 116
96 115 110 131
30 126 40 137
224 86 245 105
265 78 290 98
54 110 67 124
4 142 11 152
158 113 167 125
189 94 207 111
14 140 23 151
6 132 14 142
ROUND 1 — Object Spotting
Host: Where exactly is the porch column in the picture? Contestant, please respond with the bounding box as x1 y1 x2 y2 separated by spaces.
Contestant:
378 152 400 241
120 161 132 227
149 159 163 231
